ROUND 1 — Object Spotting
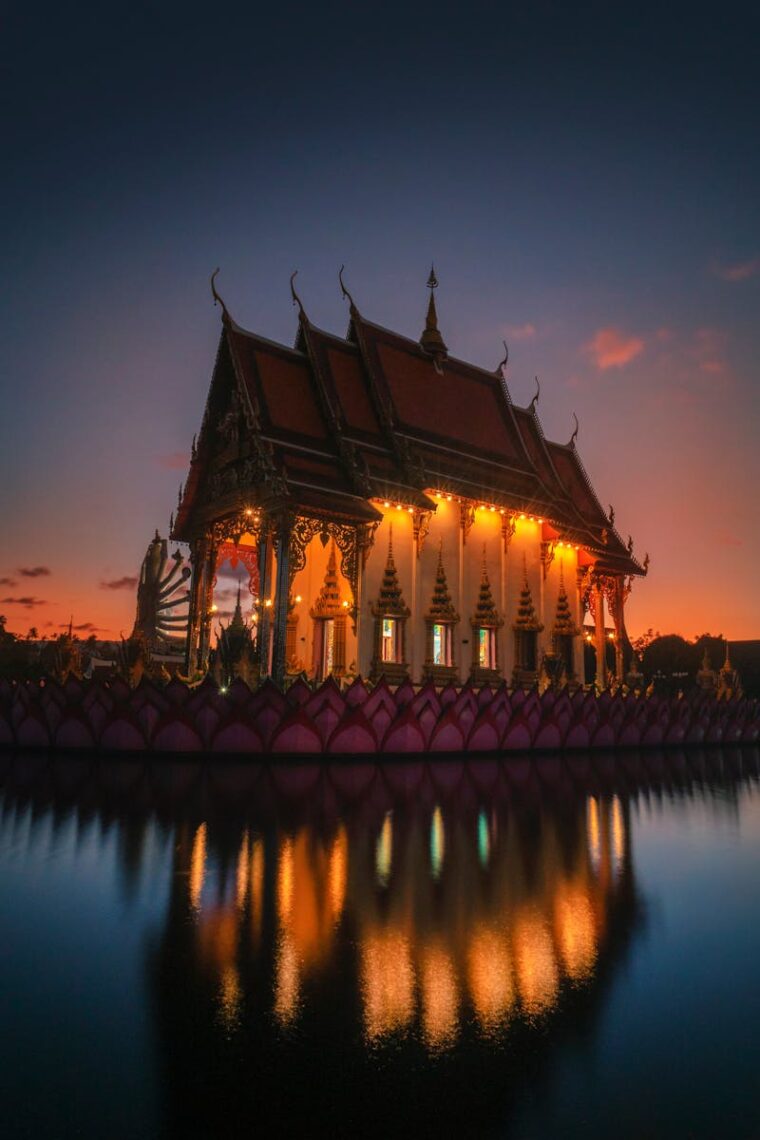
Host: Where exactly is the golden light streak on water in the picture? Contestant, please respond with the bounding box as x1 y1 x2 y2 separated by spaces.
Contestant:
375 812 393 887
277 835 294 925
217 964 242 1031
513 908 559 1015
420 943 459 1052
328 826 348 922
250 837 264 943
612 795 625 872
554 883 598 981
236 830 250 910
430 806 445 880
587 796 601 870
273 931 300 1026
467 925 514 1032
360 930 415 1043
189 822 207 913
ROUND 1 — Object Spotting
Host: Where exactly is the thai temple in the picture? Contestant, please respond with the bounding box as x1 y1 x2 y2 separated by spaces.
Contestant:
172 269 647 689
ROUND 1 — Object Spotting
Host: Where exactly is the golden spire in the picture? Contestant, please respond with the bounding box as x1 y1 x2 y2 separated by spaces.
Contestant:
513 554 543 632
310 541 343 618
472 545 501 627
552 561 579 636
372 527 411 618
426 541 459 622
420 265 448 361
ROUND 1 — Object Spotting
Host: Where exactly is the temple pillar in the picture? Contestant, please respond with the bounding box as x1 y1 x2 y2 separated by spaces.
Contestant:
612 577 625 684
197 538 217 670
271 517 292 687
257 526 273 675
594 578 606 689
184 535 207 674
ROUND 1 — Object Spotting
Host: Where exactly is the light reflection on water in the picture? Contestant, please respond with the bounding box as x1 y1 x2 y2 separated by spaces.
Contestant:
0 747 759 1138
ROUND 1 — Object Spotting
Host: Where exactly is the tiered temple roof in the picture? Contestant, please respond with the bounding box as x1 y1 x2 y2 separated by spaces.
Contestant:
174 276 644 576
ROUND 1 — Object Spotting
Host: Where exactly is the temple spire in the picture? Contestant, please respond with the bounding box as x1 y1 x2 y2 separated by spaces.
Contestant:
513 555 543 631
552 561 579 636
373 526 410 617
426 542 459 622
420 264 448 363
310 541 343 619
473 546 500 625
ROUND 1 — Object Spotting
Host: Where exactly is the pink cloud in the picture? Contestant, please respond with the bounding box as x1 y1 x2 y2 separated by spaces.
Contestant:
157 452 189 470
100 576 138 591
586 327 644 370
712 258 758 282
0 577 17 587
505 322 537 342
715 530 742 548
1 596 47 609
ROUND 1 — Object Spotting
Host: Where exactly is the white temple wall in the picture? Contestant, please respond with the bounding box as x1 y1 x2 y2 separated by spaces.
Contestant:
291 536 356 678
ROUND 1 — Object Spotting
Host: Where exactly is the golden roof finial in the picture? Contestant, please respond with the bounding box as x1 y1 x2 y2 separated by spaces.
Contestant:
290 270 306 318
529 376 540 412
496 340 509 376
210 268 230 323
338 264 358 312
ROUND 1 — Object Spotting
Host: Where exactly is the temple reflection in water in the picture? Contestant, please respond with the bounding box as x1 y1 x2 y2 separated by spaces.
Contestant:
170 788 629 1050
4 748 757 1137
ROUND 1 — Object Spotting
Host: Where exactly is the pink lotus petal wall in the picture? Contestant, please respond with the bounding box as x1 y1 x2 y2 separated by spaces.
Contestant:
0 677 758 756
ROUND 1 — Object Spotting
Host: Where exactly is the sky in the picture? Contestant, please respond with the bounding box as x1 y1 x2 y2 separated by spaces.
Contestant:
1 1 758 641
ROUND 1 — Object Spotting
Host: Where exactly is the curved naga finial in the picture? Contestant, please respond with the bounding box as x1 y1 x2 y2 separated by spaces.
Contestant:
569 412 579 446
338 264 357 310
529 375 540 412
643 551 650 574
496 340 509 376
290 270 305 317
608 504 615 526
210 268 229 321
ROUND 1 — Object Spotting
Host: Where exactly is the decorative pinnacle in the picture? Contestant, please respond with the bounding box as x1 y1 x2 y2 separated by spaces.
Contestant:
210 268 230 322
338 264 357 311
290 270 305 317
420 265 447 360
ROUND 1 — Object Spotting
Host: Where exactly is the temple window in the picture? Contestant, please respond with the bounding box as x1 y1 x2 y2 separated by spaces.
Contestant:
381 617 398 662
423 546 460 684
477 627 496 670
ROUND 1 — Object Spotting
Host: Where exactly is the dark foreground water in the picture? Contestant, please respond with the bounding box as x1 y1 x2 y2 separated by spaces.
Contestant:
0 749 759 1139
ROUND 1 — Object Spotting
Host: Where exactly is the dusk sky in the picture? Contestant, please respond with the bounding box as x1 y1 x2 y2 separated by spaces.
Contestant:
2 3 758 640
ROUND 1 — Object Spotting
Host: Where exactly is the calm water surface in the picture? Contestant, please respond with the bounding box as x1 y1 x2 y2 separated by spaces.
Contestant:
0 748 758 1139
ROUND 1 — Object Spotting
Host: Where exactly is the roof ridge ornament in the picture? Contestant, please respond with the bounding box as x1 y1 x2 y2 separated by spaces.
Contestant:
569 412 579 447
210 268 230 323
529 376 540 412
496 340 509 376
338 264 358 312
290 270 306 319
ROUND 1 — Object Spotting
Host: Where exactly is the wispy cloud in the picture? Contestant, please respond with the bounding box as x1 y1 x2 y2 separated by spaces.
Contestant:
585 327 644 370
712 257 758 283
715 530 742 548
504 322 537 342
18 566 51 578
1 596 47 609
100 576 138 591
0 577 17 587
157 452 189 470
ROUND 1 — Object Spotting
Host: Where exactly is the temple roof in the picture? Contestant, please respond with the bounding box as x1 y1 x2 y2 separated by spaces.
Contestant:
173 290 644 575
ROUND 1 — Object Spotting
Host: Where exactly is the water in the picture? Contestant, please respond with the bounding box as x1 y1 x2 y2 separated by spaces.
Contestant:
0 749 758 1139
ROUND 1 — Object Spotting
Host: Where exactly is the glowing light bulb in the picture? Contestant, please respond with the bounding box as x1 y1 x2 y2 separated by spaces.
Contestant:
383 501 390 508
295 594 302 604
265 598 272 608
446 495 452 502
